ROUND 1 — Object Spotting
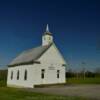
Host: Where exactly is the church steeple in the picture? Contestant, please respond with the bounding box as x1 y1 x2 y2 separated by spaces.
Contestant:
46 24 49 32
44 24 52 35
42 24 53 46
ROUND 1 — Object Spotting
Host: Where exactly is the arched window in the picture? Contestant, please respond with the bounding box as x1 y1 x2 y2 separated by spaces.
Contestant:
11 71 13 80
24 70 27 80
17 70 19 80
57 70 60 78
41 69 45 79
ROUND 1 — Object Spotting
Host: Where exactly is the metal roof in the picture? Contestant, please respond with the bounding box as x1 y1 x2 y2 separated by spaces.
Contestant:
9 44 52 67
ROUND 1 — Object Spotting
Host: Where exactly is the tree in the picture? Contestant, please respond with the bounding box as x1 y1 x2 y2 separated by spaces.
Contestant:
0 69 7 81
81 62 86 79
95 67 100 77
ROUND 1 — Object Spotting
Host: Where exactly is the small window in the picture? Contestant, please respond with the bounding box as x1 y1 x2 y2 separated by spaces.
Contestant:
57 70 60 78
41 73 44 79
41 69 45 79
24 70 27 80
11 71 13 80
57 73 59 78
17 70 19 80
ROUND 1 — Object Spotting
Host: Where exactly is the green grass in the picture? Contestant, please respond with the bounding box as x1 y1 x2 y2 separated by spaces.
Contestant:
0 87 91 100
0 78 100 100
66 77 100 84
0 80 6 87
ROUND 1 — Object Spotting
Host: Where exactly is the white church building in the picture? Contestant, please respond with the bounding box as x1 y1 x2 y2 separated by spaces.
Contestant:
7 25 66 88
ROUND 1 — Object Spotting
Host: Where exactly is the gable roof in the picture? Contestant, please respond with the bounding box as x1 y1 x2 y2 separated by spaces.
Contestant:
8 44 52 67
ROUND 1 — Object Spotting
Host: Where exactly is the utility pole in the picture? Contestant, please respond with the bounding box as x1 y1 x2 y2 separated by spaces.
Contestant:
81 62 86 80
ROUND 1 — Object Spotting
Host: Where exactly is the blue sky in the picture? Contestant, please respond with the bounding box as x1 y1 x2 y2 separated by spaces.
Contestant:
0 0 100 71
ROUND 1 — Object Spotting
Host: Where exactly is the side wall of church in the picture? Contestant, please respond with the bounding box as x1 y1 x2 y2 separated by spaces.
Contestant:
7 64 38 88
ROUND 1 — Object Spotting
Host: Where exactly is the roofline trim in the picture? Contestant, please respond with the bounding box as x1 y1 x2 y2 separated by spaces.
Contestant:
8 60 40 67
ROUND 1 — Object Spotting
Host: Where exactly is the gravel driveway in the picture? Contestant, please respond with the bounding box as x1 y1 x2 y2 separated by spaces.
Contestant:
25 85 100 100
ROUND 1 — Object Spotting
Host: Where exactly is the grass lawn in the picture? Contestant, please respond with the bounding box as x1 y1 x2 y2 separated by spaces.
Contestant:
0 80 6 87
0 77 100 100
0 87 91 100
66 77 100 84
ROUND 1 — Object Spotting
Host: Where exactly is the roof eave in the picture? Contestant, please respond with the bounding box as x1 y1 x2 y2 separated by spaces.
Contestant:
8 60 40 67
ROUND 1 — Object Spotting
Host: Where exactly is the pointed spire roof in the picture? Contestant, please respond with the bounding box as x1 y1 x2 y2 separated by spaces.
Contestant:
44 24 52 35
46 24 49 32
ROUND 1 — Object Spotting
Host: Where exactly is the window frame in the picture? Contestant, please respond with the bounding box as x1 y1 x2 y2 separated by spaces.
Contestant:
41 69 45 79
57 70 60 78
11 71 13 80
17 70 19 80
24 70 27 80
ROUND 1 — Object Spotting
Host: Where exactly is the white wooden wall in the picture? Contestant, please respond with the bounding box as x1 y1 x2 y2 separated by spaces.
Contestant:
7 44 66 88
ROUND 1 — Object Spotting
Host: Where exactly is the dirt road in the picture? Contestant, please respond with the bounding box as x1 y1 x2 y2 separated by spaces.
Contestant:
25 85 100 100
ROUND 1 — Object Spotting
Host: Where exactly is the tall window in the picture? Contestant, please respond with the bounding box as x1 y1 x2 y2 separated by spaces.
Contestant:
57 70 60 78
17 70 19 80
41 69 45 79
24 70 27 80
11 71 13 80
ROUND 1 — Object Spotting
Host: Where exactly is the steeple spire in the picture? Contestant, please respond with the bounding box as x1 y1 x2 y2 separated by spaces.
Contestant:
42 24 53 46
46 24 49 32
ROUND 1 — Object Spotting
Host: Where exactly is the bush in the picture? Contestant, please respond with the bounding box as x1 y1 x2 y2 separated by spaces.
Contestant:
0 80 6 87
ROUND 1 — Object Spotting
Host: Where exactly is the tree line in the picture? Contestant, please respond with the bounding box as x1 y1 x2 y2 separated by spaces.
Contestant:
66 68 100 78
0 69 7 81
